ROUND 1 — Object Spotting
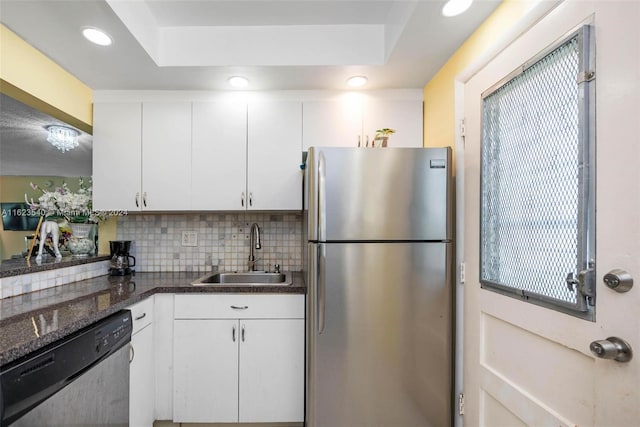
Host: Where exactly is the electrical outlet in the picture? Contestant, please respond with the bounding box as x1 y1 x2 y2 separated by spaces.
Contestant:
181 231 198 247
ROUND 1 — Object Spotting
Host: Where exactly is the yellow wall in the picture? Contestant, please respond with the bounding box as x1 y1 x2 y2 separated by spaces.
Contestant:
0 24 93 126
423 0 535 151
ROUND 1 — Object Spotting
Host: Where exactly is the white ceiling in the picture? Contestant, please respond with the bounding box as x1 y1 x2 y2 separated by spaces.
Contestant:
0 0 500 176
0 0 502 91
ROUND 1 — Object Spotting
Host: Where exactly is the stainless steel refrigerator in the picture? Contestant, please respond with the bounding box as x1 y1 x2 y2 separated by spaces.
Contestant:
304 146 453 427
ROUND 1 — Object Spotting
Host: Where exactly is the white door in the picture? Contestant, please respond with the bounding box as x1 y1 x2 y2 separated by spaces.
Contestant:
462 2 639 426
130 324 154 427
92 102 142 211
173 319 239 423
247 100 303 210
142 102 192 210
302 98 363 150
238 319 305 423
362 98 423 148
192 101 247 210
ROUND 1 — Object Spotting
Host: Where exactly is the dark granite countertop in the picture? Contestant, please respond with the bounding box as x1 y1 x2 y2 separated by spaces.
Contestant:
0 271 306 366
0 255 111 278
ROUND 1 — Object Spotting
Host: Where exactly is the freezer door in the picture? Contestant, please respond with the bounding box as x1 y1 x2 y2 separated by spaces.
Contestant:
306 147 451 241
306 242 453 427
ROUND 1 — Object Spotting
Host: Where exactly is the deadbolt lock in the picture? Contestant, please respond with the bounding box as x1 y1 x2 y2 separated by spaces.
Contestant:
589 337 633 362
603 269 633 293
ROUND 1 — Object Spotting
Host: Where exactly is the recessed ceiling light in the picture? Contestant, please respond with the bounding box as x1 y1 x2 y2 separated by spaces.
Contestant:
441 0 473 17
82 27 112 46
228 76 249 88
346 76 368 88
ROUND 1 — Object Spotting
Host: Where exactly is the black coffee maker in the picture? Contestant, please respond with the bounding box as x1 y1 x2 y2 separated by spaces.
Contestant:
109 240 136 276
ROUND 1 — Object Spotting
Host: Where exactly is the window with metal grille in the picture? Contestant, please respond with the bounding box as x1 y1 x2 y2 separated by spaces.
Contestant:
480 26 595 320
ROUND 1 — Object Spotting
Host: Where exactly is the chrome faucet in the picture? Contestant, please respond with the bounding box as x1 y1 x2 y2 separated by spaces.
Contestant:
248 223 262 271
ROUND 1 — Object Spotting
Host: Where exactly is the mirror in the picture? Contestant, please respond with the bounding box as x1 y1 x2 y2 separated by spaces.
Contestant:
0 92 93 262
0 93 92 176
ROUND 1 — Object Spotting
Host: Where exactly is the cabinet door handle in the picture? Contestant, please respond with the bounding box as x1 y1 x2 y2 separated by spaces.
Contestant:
232 324 236 342
241 192 245 207
249 192 253 207
143 192 147 207
231 305 248 310
241 325 246 342
135 192 140 208
135 313 146 321
129 343 135 363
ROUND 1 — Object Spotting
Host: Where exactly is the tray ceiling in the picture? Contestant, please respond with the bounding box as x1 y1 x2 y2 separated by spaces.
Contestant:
0 0 502 90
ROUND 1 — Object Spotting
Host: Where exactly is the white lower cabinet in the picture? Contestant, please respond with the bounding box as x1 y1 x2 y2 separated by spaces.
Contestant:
238 318 305 423
152 294 175 421
173 319 239 422
128 298 155 427
172 294 305 424
130 324 154 427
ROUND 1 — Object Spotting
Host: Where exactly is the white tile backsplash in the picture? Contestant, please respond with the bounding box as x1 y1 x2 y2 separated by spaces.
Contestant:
0 212 303 300
0 260 110 299
117 212 303 273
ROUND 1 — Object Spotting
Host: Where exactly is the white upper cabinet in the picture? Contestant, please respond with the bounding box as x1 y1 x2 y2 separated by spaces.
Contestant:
302 95 424 150
142 102 192 210
92 102 142 211
302 98 363 150
192 101 247 210
362 98 423 148
93 91 418 212
247 101 303 211
93 101 191 211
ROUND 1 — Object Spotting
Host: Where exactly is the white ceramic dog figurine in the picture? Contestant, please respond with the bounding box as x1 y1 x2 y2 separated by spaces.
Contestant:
35 220 62 263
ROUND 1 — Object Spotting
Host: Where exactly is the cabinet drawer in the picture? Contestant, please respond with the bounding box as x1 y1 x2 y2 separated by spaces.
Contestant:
174 294 304 319
128 297 154 334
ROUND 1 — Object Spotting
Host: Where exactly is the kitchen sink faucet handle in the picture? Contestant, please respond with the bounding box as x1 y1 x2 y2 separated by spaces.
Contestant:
274 264 280 273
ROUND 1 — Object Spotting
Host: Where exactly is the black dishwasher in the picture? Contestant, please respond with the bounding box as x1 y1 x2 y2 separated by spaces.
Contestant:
0 309 132 427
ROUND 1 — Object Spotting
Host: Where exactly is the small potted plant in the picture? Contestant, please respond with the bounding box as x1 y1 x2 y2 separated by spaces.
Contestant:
373 128 396 147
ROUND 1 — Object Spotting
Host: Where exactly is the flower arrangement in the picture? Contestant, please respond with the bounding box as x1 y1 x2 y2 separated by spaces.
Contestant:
25 178 104 223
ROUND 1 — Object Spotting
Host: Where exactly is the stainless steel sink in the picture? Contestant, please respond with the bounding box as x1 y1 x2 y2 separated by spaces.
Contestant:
191 271 292 286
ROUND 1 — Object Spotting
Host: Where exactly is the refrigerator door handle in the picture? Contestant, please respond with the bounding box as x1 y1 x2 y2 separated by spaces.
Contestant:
318 243 326 334
318 152 327 242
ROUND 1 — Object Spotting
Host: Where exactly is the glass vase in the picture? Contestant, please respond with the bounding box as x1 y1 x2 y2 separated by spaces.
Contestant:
68 223 97 257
